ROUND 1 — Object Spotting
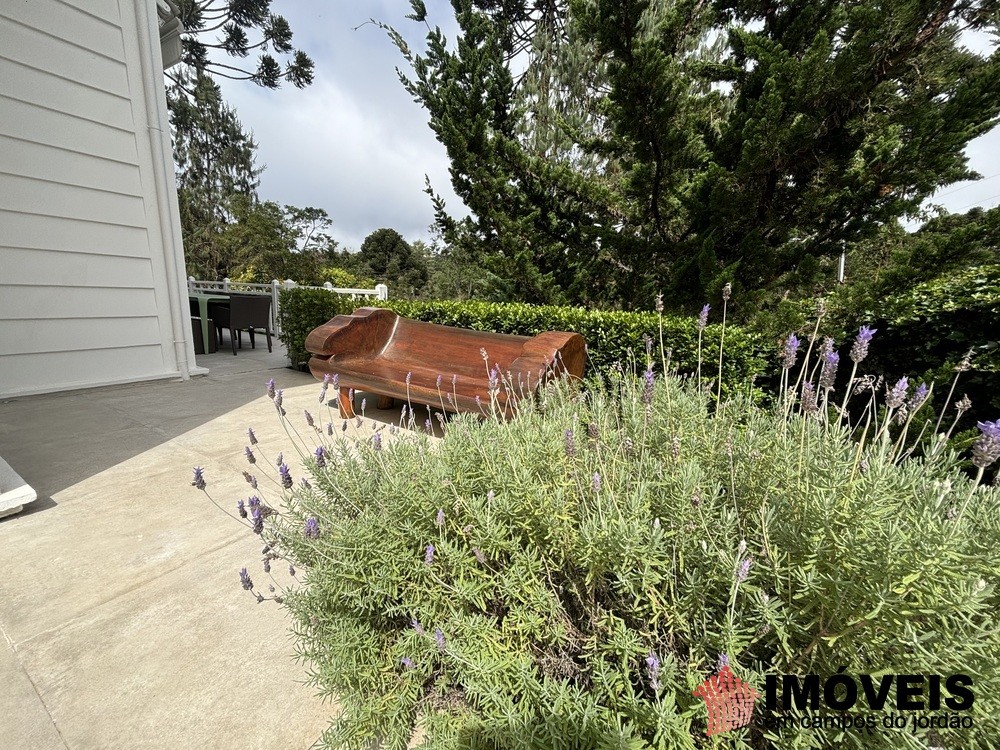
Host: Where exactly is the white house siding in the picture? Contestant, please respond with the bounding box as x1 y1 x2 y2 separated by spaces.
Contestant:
0 0 194 398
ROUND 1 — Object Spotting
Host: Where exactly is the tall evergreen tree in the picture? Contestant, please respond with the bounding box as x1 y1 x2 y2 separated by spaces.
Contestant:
392 0 1000 309
168 0 313 90
167 70 262 278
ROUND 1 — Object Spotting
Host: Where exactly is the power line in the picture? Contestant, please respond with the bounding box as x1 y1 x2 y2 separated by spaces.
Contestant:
933 171 1000 199
953 190 1000 213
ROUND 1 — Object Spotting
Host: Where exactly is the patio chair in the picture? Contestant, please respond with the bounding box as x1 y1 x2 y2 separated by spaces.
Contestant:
210 294 273 355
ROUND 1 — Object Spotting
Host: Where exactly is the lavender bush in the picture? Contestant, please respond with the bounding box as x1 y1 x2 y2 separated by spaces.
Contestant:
195 318 1000 750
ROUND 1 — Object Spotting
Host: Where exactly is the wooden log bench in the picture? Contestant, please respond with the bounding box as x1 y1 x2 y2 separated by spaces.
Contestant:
305 308 586 418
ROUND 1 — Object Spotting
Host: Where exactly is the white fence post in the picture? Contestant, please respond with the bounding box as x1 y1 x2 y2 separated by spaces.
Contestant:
375 283 388 301
222 277 230 293
187 276 195 294
323 282 333 290
271 279 281 336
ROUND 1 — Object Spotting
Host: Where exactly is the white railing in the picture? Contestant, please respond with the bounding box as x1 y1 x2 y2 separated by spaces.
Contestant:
187 277 389 336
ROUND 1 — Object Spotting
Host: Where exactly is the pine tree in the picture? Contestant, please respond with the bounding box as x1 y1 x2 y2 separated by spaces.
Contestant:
392 0 1000 309
167 70 262 278
169 0 313 89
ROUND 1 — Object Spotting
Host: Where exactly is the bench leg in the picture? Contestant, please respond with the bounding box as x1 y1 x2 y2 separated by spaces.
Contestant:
375 395 394 410
338 388 355 419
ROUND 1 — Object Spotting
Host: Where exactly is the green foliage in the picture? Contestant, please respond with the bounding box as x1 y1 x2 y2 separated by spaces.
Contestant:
277 288 358 367
389 0 1000 307
320 266 374 290
169 70 262 279
254 366 1000 749
358 228 430 298
172 0 314 89
276 289 768 388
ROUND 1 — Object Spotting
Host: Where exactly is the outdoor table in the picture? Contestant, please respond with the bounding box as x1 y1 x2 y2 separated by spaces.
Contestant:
189 293 230 352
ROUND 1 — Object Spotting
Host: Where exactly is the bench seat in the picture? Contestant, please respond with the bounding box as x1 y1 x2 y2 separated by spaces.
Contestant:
305 308 586 417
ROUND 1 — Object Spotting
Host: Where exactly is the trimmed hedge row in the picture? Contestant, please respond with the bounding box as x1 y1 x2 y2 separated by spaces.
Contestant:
277 289 769 392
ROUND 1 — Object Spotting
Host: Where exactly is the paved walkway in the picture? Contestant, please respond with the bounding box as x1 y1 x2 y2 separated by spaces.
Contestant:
0 346 403 749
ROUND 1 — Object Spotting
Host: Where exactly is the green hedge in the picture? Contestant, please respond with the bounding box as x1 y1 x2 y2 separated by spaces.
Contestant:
278 289 768 392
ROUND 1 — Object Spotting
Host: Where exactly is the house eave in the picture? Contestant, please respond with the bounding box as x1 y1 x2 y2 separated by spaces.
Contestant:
157 0 184 69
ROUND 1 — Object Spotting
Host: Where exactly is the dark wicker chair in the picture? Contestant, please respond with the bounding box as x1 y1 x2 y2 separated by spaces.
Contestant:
209 294 273 355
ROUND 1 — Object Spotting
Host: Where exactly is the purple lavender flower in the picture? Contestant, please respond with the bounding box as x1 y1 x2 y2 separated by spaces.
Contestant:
239 567 253 591
643 334 653 357
436 374 443 389
323 373 331 386
361 398 367 413
480 347 488 362
592 472 602 493
401 657 414 669
850 326 877 364
434 628 445 650
436 508 445 528
244 446 256 464
412 618 425 636
697 304 710 331
314 446 326 469
452 374 458 387
781 334 801 369
488 366 500 391
801 382 818 414
425 544 434 565
819 350 840 391
236 499 247 519
645 652 661 691
247 427 258 445
886 377 909 409
248 495 261 510
273 389 283 409
655 293 664 314
288 564 296 576
242 471 258 489
475 395 482 408
300 478 312 489
446 392 454 405
487 489 494 503
406 371 413 385
319 385 328 403
908 383 929 411
191 466 206 491
736 558 752 582
717 653 730 670
722 282 732 301
472 547 486 564
425 418 433 433
275 453 283 467
565 429 576 457
372 433 382 451
972 420 1000 469
304 517 320 539
304 410 315 427
263 558 271 573
326 422 334 436
279 463 293 489
332 374 339 389
342 420 349 432
266 379 276 399
251 508 263 535
643 365 655 405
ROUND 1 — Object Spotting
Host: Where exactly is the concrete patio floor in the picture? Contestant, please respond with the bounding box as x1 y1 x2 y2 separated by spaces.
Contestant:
0 344 412 750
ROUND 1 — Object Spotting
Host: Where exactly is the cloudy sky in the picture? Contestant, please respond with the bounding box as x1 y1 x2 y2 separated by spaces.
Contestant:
210 2 1000 250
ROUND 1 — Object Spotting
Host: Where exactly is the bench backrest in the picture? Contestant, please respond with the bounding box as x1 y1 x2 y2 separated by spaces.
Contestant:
381 317 530 378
